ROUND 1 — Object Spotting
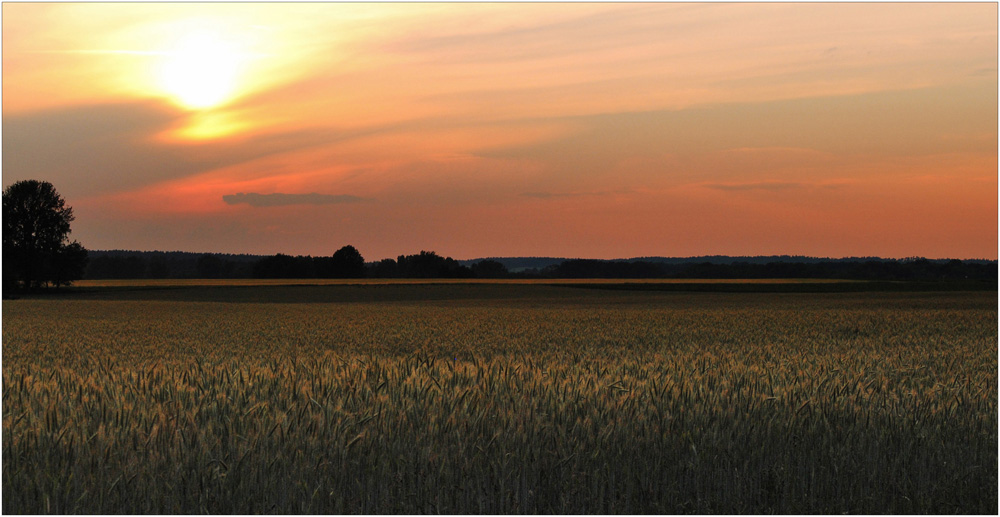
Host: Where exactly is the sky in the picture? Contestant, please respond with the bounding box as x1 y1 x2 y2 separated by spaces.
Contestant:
2 2 997 260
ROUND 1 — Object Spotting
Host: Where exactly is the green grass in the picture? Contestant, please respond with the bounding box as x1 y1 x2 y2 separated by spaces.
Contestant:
3 284 996 513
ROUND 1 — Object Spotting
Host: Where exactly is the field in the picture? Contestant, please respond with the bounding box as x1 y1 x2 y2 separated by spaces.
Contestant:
71 278 863 287
3 282 997 513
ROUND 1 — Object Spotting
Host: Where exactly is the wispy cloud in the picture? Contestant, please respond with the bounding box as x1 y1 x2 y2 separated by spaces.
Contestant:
32 49 167 56
222 192 369 207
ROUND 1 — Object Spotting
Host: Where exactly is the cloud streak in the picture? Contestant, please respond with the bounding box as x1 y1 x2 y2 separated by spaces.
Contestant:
2 100 375 200
520 189 630 199
702 181 804 192
520 191 583 199
222 192 369 207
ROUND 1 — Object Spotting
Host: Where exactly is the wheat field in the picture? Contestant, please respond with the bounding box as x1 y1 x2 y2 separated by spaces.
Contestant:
2 285 996 513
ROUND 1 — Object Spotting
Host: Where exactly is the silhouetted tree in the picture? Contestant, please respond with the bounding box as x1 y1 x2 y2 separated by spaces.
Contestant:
47 241 89 288
396 251 473 278
330 245 366 278
3 180 87 293
471 259 509 278
368 258 399 278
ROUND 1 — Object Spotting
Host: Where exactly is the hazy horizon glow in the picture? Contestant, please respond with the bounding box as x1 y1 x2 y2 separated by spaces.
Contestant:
3 3 996 260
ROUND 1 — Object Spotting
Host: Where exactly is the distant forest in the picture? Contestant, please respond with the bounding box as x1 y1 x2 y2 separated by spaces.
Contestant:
83 248 998 282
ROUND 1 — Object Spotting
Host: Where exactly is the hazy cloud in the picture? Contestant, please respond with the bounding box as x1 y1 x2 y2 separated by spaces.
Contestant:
2 100 370 199
222 192 369 207
485 81 997 176
520 191 581 199
387 4 674 65
703 181 804 192
2 101 190 197
521 189 630 199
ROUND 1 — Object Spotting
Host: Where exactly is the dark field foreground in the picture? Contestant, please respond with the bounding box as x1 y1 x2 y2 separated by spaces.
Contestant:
2 284 997 513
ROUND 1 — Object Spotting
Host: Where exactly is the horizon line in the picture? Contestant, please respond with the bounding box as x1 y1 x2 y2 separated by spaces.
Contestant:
84 248 999 263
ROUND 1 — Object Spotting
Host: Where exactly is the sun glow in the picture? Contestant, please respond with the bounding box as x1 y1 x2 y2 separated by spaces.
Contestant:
158 31 246 110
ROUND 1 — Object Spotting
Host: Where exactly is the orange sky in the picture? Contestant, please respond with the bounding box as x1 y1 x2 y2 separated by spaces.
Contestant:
3 2 997 260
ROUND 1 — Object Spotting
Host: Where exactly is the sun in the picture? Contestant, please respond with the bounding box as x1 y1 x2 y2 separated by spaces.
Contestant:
158 31 244 110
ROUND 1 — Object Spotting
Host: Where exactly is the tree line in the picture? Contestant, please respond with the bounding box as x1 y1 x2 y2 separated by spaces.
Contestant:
85 249 508 280
82 249 998 283
4 180 996 296
541 258 997 282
